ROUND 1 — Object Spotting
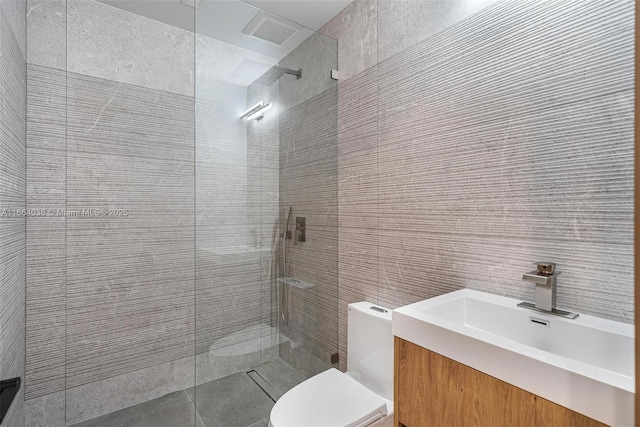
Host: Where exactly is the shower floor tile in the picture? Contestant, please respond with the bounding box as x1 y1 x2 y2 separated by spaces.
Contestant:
71 390 202 427
252 358 306 401
188 372 275 427
69 358 308 427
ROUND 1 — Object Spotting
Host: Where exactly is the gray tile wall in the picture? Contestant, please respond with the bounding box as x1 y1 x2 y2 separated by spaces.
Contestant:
26 63 197 425
0 1 26 426
278 85 339 374
65 71 196 389
321 0 635 371
25 64 66 400
25 0 198 424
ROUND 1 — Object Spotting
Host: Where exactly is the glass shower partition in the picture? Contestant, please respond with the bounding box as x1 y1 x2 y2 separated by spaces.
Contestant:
194 1 338 424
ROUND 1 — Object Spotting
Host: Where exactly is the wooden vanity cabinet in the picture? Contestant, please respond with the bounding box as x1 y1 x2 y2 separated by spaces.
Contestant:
394 337 606 427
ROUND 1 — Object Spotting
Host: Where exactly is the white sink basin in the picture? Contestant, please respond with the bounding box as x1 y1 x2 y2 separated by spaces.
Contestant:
392 289 634 426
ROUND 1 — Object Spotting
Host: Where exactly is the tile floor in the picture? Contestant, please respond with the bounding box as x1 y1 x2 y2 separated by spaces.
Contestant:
72 359 307 427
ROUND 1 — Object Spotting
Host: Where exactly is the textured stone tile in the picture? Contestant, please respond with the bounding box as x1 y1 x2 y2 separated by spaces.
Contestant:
67 0 195 96
278 83 339 372
25 217 66 399
377 1 634 139
376 229 633 321
66 356 195 425
0 7 26 210
25 64 67 399
195 343 261 386
252 358 305 401
377 92 634 244
25 391 65 427
26 64 66 210
27 0 66 70
0 219 26 427
337 227 378 370
377 0 499 62
189 372 274 427
327 0 635 375
278 32 337 112
319 0 377 81
278 340 331 379
196 248 267 354
1 0 26 57
0 3 26 426
70 390 199 427
63 72 195 389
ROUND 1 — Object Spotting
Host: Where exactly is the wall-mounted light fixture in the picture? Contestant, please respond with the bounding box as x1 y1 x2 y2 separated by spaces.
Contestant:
239 101 272 121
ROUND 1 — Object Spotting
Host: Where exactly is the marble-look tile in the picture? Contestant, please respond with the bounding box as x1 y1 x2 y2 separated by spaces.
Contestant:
1 0 26 57
25 64 67 399
26 0 66 70
196 248 266 354
377 0 499 62
189 372 274 427
337 227 378 371
252 358 305 401
0 7 26 210
377 91 634 244
195 344 261 386
65 356 196 425
376 229 633 321
26 65 66 209
26 218 66 399
377 1 634 139
71 390 200 427
327 0 635 374
195 33 277 91
66 0 195 96
0 2 26 425
25 391 65 427
278 338 331 379
319 0 377 81
278 32 337 113
278 83 339 373
62 71 195 388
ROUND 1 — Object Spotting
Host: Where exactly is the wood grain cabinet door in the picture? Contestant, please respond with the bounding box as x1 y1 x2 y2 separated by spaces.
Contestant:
394 337 606 427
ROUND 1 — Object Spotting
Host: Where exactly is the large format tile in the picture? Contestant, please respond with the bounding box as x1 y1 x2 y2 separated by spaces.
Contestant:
70 390 201 427
66 0 194 96
278 32 337 113
319 0 377 81
65 356 195 425
25 64 67 399
189 372 275 427
251 358 305 401
319 0 636 374
26 0 66 70
377 0 499 62
24 391 65 427
278 85 339 370
0 2 26 426
62 71 196 390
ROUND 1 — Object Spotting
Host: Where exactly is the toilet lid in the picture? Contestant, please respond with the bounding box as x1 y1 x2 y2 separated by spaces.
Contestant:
269 368 388 427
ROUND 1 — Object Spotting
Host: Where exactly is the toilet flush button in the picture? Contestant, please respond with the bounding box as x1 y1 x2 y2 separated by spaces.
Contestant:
354 412 383 427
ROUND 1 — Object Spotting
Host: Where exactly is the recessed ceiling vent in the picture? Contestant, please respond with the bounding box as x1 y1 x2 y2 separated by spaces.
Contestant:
180 0 202 9
243 11 299 46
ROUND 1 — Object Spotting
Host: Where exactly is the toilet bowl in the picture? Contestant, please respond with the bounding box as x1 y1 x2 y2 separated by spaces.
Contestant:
269 302 393 427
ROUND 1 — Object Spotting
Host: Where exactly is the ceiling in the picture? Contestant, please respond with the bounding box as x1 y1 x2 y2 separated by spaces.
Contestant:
97 0 350 86
97 0 351 33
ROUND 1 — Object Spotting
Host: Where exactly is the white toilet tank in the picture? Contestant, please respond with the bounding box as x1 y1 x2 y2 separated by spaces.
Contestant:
347 302 393 401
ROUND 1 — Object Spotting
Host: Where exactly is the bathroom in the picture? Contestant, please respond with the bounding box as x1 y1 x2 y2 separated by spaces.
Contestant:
0 0 634 426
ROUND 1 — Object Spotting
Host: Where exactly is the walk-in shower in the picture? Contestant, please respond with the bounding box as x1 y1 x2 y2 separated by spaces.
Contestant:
15 0 338 425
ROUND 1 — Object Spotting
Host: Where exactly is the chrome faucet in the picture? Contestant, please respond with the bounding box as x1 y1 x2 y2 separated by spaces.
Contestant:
522 262 557 312
518 262 579 319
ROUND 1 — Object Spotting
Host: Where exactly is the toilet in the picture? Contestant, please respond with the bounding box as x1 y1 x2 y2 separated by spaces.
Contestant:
269 302 393 427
